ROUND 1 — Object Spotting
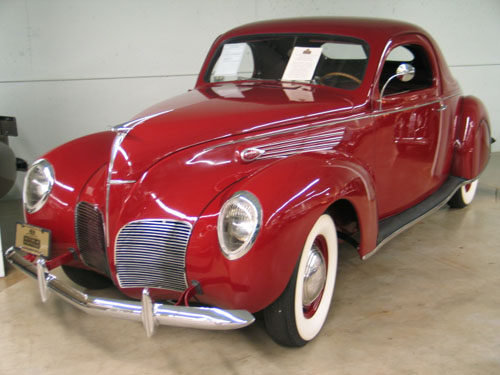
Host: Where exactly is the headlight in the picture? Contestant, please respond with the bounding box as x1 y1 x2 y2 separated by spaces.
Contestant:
23 159 55 213
217 191 262 260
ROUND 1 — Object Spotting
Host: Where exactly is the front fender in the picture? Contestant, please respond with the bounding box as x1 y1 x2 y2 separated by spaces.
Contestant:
26 131 115 255
187 152 377 312
451 96 491 180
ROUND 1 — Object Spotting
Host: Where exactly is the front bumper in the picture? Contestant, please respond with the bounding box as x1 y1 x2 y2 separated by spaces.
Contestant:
5 246 255 337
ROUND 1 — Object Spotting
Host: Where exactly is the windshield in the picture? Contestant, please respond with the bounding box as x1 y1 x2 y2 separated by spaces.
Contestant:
206 34 369 90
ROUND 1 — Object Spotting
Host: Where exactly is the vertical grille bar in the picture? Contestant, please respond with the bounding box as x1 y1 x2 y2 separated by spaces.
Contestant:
75 202 109 275
115 220 191 292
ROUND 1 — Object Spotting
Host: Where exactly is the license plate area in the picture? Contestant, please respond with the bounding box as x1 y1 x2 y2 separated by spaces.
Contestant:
15 223 51 257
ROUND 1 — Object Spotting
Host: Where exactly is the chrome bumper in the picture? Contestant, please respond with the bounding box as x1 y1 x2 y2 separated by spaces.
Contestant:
5 246 255 337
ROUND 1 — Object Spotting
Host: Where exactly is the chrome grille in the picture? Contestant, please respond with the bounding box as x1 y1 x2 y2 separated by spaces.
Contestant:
115 219 191 291
75 202 109 275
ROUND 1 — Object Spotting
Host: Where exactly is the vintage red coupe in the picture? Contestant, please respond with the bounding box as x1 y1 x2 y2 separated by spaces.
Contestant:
6 17 491 346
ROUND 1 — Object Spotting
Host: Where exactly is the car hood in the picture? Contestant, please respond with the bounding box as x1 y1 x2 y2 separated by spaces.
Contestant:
111 83 356 181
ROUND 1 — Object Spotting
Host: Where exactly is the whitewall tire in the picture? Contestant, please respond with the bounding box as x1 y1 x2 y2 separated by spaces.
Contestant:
448 180 479 208
264 214 338 346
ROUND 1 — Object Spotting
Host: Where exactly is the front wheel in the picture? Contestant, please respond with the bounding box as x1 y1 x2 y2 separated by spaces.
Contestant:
448 180 479 208
264 214 338 347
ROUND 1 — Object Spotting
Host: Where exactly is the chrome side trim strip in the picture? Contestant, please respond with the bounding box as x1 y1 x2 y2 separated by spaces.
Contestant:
5 247 255 335
204 93 460 153
252 127 345 159
255 128 345 149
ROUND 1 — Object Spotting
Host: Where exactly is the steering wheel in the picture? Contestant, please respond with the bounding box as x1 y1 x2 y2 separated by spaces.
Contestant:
319 72 362 85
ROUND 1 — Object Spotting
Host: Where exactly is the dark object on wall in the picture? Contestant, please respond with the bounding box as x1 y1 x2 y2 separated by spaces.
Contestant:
0 116 26 198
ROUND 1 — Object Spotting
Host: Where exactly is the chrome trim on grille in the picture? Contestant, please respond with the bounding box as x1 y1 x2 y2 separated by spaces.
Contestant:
106 131 128 245
75 202 109 275
115 219 192 291
106 109 174 246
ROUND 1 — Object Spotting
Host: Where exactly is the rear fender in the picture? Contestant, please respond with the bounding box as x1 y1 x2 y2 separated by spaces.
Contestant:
451 96 491 180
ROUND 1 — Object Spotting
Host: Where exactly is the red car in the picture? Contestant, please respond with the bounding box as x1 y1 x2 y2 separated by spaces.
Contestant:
6 17 492 347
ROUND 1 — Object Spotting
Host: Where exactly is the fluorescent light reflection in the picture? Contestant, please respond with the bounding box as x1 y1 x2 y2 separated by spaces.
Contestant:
151 193 197 222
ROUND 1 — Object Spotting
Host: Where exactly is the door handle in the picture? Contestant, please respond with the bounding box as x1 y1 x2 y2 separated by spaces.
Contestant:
435 104 448 112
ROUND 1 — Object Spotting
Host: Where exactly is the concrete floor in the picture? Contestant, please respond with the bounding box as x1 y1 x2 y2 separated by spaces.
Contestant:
0 154 499 375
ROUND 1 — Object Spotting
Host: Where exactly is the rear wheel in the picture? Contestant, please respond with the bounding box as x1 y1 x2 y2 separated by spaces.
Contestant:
264 214 338 347
448 180 479 208
62 265 113 290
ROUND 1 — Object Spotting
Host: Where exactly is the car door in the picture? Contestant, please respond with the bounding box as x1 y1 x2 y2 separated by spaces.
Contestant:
373 36 446 219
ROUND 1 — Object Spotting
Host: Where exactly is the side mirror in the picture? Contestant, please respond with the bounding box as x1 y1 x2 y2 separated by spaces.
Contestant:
396 63 415 82
379 63 416 110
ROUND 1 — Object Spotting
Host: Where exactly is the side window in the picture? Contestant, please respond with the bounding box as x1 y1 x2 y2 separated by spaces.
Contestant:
379 44 434 96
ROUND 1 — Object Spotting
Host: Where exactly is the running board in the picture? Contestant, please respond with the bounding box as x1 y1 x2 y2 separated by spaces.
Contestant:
363 176 466 260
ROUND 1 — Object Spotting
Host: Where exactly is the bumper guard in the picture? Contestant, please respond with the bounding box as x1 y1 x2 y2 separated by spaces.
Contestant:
5 246 255 337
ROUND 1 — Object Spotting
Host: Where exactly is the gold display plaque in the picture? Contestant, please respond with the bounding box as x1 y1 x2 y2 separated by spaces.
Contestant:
15 223 51 257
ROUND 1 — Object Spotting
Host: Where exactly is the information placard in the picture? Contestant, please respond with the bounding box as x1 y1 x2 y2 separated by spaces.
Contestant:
214 43 246 77
282 47 322 82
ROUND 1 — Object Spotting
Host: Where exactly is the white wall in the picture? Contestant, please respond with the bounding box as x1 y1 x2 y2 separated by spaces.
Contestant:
1 0 499 199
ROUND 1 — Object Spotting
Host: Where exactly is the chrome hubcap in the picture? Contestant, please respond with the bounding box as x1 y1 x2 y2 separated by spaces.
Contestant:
302 244 327 306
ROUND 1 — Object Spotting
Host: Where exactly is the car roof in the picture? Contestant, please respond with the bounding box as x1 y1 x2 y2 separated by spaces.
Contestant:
197 17 459 96
220 17 428 45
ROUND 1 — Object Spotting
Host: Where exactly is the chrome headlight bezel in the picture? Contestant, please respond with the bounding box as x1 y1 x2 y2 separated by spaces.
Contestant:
217 191 262 260
23 159 55 214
